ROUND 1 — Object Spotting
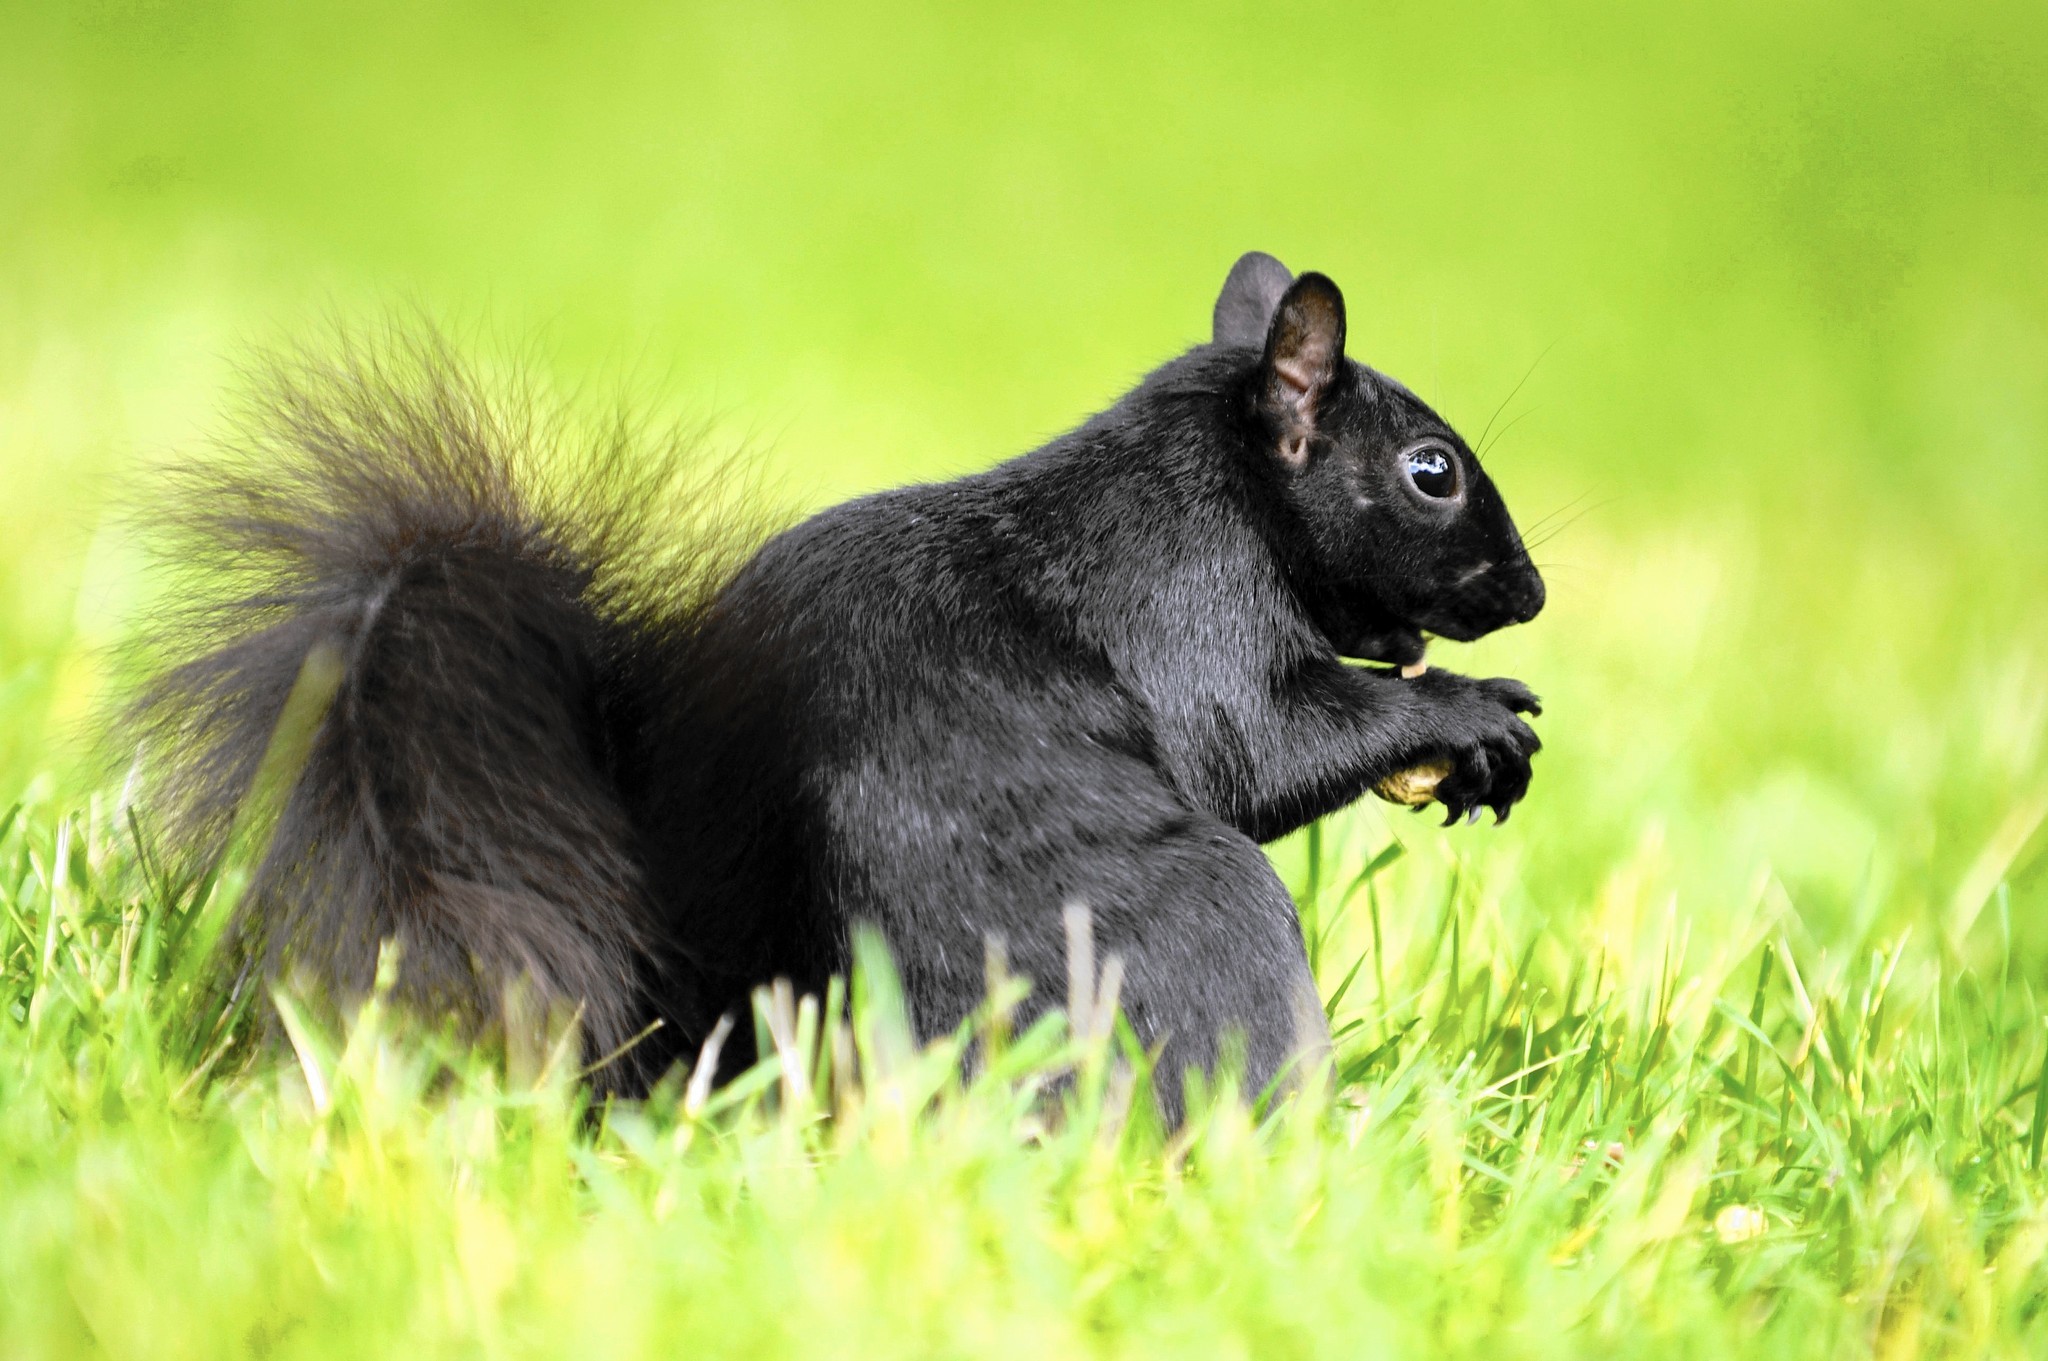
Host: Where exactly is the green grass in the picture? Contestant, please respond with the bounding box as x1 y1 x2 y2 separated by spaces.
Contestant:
7 788 2048 1358
3 0 2047 1355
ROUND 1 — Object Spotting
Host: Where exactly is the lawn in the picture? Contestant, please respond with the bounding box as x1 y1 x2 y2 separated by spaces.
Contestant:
2 2 2046 1356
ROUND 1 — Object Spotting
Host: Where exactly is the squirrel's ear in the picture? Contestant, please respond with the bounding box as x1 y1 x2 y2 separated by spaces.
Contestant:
1213 251 1295 346
1258 272 1347 468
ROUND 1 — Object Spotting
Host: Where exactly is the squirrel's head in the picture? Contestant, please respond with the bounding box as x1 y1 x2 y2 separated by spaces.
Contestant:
1214 251 1545 667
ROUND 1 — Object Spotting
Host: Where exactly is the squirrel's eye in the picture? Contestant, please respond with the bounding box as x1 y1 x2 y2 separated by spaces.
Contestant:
1402 444 1460 500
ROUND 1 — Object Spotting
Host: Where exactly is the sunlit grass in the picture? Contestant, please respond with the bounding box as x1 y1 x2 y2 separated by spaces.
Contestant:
5 778 2048 1358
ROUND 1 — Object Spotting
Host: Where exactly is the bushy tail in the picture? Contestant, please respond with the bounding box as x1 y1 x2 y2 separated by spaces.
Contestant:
117 327 751 1079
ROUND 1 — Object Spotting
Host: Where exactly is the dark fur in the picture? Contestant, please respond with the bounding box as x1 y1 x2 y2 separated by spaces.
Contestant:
117 257 1544 1113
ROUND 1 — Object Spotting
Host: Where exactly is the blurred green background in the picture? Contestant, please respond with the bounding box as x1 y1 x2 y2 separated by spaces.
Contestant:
3 0 2045 960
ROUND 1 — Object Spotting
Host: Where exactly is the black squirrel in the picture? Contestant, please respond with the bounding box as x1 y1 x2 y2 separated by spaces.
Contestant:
121 252 1544 1113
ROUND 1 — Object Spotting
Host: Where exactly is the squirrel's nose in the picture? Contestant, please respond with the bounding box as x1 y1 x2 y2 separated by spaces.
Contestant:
1507 564 1545 623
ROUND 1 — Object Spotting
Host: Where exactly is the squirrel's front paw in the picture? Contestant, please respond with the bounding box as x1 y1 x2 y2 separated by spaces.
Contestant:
1403 673 1542 825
